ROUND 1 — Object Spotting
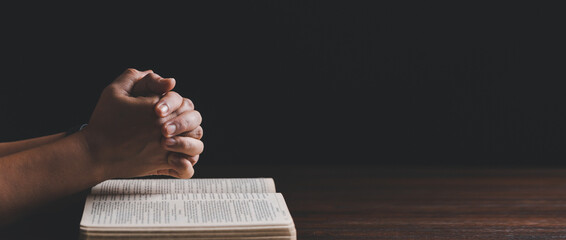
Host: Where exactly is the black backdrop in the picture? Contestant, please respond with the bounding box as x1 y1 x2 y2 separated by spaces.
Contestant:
1 2 565 166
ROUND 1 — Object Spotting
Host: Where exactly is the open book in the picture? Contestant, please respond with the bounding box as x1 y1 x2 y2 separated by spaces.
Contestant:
80 178 296 240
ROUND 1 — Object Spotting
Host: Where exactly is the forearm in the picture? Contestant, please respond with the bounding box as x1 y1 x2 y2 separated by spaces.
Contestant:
0 132 106 224
0 132 66 157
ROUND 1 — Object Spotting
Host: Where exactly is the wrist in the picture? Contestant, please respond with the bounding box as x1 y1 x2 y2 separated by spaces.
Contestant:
74 130 111 182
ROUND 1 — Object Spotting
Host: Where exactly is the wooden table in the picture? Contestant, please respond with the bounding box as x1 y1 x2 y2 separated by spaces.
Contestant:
4 164 566 239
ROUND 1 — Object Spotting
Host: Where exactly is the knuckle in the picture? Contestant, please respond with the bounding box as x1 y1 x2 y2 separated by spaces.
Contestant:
193 127 204 139
180 161 195 179
199 141 204 154
183 98 195 110
184 114 197 130
103 84 121 97
161 92 173 102
191 155 200 165
170 91 181 98
195 110 202 120
193 111 203 125
147 72 162 80
103 84 115 94
192 140 204 155
170 110 202 133
170 92 183 104
186 167 195 178
177 117 190 131
179 137 192 149
124 68 138 75
179 156 192 169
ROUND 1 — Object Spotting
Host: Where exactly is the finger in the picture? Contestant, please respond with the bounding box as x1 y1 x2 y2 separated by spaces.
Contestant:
155 169 173 176
112 68 148 91
163 136 204 156
158 98 196 124
131 72 176 97
187 155 200 166
139 69 154 75
167 169 182 178
155 91 184 117
181 126 204 140
162 110 202 137
154 169 182 178
167 153 195 179
179 98 195 112
159 154 199 168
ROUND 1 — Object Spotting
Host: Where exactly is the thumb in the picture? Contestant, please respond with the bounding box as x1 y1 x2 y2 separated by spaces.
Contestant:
112 68 152 92
131 72 176 97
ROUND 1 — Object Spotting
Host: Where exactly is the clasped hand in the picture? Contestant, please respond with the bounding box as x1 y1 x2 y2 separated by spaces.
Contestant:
82 68 204 179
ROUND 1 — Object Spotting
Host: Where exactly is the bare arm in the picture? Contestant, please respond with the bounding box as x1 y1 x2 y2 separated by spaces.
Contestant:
0 68 204 224
0 132 102 224
0 133 65 158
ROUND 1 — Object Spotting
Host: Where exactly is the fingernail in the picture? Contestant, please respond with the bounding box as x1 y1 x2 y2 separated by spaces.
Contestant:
166 124 176 135
165 138 176 146
158 103 169 115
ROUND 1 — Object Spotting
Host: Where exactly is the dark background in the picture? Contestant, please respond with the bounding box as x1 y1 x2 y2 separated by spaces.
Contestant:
1 2 566 166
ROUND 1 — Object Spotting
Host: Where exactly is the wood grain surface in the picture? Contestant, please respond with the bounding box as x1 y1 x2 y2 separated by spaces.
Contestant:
4 164 566 239
202 165 566 239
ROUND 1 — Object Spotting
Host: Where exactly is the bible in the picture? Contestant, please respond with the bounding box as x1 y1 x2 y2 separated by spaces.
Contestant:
79 178 296 240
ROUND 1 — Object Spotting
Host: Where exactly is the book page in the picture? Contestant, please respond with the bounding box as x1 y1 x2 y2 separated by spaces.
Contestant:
80 193 293 228
90 178 276 195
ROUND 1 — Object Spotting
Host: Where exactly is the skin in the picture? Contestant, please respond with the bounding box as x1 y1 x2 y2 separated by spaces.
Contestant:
0 68 204 224
0 133 66 158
